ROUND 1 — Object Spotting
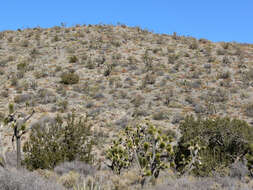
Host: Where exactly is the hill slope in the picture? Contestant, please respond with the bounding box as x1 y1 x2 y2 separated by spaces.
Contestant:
0 24 253 158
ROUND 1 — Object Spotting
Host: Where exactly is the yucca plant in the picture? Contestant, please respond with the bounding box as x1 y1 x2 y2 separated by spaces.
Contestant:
106 120 175 186
3 103 35 169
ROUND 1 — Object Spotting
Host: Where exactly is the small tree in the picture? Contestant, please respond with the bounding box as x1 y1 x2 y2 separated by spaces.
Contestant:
106 120 175 186
106 137 132 175
4 103 35 169
175 115 253 176
23 113 93 170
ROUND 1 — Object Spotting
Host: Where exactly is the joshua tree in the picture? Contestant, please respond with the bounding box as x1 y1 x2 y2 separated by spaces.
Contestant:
0 125 6 168
4 104 35 169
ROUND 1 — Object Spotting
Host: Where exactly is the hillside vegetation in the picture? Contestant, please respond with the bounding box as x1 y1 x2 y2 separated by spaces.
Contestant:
0 24 253 189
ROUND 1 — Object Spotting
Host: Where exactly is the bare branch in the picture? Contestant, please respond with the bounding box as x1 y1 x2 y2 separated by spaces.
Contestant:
22 109 35 123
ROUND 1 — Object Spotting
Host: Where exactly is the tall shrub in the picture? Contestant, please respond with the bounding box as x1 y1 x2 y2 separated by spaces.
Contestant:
175 115 253 176
23 113 93 170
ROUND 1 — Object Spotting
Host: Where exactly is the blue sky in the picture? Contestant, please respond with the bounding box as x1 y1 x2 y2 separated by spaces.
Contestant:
1 1 252 43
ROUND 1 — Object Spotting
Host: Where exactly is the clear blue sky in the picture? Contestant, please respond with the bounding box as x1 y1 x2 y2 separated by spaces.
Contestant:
1 1 252 43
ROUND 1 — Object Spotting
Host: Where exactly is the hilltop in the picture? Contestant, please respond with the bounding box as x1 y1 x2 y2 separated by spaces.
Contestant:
0 24 253 189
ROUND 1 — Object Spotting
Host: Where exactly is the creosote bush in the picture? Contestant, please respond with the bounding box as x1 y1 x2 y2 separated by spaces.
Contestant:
69 55 78 63
60 71 79 84
175 115 253 177
23 113 94 170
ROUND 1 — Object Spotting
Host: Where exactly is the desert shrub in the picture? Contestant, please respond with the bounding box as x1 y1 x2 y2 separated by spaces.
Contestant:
154 175 251 190
229 161 249 179
222 56 231 65
142 51 153 71
172 113 184 124
175 115 253 177
245 103 253 117
33 69 48 79
246 68 253 81
54 160 95 176
212 88 229 102
85 58 95 69
16 70 25 79
115 116 130 128
106 120 175 185
55 65 62 72
1 90 8 98
37 88 56 104
61 71 79 84
167 54 178 64
14 93 33 104
69 55 78 63
132 108 149 118
73 177 103 190
4 151 17 168
95 56 106 67
152 110 169 120
20 40 29 47
131 94 145 108
57 98 68 112
217 71 231 79
10 75 18 86
59 171 80 189
0 168 63 190
216 49 226 55
142 73 156 86
189 41 199 50
163 89 174 106
103 63 113 76
221 42 230 49
23 113 94 170
17 62 28 71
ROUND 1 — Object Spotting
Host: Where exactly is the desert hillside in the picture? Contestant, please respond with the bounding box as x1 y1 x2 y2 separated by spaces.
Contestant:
1 24 253 189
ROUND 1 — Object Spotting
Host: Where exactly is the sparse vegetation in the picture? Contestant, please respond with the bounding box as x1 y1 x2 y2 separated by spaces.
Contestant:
0 24 253 189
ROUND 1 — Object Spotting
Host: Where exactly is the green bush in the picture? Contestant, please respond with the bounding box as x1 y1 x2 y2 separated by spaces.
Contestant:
175 115 253 176
69 55 78 63
60 72 79 84
17 62 28 71
23 113 93 170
